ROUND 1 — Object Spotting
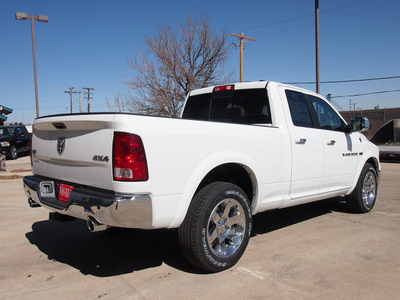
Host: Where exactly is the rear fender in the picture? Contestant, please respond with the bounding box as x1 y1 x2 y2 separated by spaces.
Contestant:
169 151 258 228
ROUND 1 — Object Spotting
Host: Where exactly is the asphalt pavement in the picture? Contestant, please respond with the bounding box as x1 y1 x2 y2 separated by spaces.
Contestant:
0 156 399 299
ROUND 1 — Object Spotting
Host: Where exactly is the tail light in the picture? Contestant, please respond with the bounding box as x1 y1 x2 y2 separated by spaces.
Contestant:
113 132 149 181
30 134 33 167
213 84 235 92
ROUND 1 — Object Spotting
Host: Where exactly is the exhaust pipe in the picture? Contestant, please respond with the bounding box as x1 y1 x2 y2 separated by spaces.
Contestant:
87 218 108 233
28 198 41 208
49 212 75 222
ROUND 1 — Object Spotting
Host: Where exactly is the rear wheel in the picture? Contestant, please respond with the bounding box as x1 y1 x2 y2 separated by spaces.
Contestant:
346 163 378 213
178 182 252 272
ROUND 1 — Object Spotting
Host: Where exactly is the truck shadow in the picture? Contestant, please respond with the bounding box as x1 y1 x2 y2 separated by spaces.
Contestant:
25 220 193 277
252 196 347 235
25 197 347 276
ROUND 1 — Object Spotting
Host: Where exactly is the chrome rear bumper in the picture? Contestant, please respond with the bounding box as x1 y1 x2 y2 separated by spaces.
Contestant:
23 175 153 229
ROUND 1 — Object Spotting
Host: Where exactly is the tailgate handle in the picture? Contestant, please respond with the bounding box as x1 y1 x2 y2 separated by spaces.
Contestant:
52 122 67 129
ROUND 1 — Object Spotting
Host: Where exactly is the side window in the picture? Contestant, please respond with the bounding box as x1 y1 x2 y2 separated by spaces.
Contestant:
309 95 343 131
285 90 314 128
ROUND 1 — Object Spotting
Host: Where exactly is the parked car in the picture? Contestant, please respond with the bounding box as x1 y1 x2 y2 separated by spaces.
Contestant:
0 125 31 160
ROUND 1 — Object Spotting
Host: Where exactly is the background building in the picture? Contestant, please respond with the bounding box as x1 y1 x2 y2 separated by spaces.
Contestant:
0 106 13 125
340 107 400 140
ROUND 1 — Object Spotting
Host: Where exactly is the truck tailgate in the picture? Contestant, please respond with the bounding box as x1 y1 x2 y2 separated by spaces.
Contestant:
32 114 115 191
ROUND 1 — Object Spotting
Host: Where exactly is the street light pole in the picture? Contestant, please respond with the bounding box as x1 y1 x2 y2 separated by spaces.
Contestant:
30 16 40 118
15 12 49 118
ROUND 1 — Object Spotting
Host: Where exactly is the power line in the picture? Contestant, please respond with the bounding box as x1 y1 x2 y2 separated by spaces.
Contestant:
237 0 367 32
331 89 400 99
239 0 398 39
9 106 67 110
285 75 400 85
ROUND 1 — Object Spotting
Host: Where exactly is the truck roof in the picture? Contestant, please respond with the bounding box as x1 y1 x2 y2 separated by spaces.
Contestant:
189 81 272 96
188 81 325 100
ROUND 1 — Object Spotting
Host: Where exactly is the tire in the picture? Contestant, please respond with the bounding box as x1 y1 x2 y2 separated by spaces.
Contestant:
178 182 252 272
9 146 17 160
346 163 378 213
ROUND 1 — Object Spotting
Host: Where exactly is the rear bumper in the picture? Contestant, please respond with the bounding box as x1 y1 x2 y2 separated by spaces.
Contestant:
23 175 153 229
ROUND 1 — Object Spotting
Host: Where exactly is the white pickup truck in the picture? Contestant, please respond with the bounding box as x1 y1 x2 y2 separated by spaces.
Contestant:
23 81 380 272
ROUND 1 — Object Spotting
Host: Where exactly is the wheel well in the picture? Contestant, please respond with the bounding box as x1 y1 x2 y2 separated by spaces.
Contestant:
366 157 379 171
195 163 254 203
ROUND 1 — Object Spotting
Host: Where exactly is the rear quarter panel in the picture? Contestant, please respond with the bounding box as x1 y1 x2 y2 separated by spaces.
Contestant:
112 114 291 228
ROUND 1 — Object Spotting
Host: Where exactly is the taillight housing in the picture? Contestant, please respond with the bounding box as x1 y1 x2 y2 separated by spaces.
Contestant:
113 132 149 181
30 134 33 167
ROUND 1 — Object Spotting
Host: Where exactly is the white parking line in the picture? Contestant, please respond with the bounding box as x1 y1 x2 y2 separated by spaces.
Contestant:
238 267 267 280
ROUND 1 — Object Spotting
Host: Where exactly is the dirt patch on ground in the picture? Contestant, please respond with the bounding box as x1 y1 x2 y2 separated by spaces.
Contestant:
10 169 32 173
0 174 24 180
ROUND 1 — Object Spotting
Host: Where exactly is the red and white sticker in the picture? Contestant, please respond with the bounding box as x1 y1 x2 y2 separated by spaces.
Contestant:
59 183 74 202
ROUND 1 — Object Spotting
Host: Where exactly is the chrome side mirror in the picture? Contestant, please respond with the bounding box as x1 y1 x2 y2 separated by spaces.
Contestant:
351 117 371 132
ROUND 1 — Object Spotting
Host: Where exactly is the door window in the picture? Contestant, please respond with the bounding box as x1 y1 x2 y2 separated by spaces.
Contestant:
309 96 343 131
285 90 314 128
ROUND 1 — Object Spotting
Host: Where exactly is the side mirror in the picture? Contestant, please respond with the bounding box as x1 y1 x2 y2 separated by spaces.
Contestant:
351 117 371 132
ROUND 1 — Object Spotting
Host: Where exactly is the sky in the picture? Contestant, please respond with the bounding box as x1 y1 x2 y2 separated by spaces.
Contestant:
1 0 400 124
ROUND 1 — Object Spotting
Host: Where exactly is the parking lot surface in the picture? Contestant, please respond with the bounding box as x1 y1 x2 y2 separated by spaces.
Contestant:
1 157 399 299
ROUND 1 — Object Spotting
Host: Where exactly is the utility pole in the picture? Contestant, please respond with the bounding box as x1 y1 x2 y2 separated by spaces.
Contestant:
231 32 255 82
78 91 82 113
64 87 79 113
349 100 357 111
315 0 320 94
82 87 94 112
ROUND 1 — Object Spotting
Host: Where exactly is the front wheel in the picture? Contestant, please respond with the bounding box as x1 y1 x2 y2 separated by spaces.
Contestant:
178 182 252 272
346 163 378 213
9 146 17 160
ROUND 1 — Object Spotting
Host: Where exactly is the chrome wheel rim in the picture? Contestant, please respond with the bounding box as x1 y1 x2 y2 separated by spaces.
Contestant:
362 170 376 207
207 198 246 258
11 148 17 159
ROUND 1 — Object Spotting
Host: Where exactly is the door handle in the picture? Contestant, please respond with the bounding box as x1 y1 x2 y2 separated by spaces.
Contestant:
327 140 336 145
295 138 307 144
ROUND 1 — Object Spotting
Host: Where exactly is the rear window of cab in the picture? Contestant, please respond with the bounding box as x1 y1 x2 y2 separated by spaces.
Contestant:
182 88 271 125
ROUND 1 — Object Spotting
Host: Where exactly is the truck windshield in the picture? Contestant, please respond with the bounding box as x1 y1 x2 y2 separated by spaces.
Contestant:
182 88 271 125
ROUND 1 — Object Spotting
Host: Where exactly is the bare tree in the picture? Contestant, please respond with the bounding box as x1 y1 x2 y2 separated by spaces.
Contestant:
106 93 125 112
111 15 233 117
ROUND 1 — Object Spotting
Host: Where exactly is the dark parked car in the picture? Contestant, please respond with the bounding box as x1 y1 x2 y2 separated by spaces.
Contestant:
0 125 31 160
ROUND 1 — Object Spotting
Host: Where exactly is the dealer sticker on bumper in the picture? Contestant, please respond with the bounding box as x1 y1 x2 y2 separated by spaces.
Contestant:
59 183 74 202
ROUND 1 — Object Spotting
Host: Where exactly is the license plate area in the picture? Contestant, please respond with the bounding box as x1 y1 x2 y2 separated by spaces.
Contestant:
59 183 75 202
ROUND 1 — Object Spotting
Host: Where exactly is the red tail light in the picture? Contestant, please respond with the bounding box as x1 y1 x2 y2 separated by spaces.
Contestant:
213 84 235 92
113 132 149 181
30 133 33 167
